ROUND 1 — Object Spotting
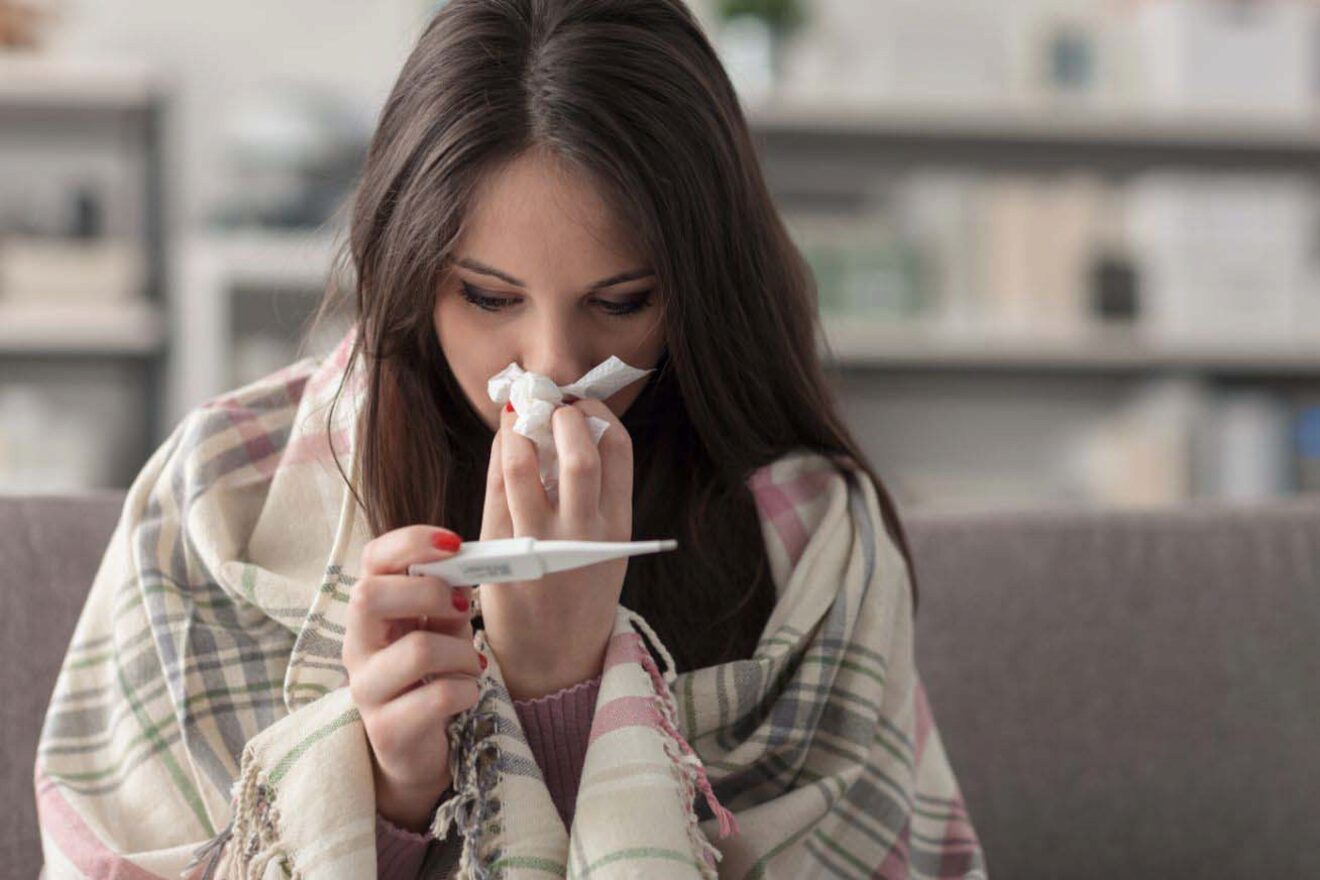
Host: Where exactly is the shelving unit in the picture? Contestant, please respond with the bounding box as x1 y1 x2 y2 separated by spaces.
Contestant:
0 55 170 490
819 318 1320 377
749 99 1320 510
748 101 1320 173
0 301 165 355
147 98 1320 508
0 56 160 108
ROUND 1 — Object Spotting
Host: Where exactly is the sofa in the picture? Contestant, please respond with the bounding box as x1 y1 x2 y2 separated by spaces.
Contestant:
4 491 1319 878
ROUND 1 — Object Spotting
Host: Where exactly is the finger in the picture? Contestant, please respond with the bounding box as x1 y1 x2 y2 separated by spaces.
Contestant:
573 398 633 525
345 573 472 654
371 674 481 741
421 611 474 643
348 572 472 641
551 404 601 525
500 403 552 535
380 613 468 655
481 427 513 540
351 630 483 707
359 525 463 577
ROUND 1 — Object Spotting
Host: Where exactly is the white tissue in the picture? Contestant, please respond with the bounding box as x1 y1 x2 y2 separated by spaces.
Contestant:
487 355 654 502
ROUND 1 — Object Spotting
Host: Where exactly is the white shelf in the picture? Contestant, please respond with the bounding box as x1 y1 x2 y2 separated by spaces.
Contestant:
194 228 344 289
0 54 161 110
0 301 166 355
820 317 1320 375
748 99 1320 153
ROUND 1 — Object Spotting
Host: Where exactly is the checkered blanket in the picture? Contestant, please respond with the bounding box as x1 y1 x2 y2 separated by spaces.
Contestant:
34 326 987 878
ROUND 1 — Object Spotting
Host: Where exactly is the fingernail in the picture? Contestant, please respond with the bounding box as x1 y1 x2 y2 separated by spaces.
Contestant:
505 401 514 413
478 654 488 670
452 590 469 613
432 531 462 552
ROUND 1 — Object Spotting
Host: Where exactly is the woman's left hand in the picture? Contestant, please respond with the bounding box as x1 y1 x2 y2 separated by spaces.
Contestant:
476 398 633 701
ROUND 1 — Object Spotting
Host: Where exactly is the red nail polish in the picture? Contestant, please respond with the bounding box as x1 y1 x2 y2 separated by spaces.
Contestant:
432 531 461 552
452 591 469 613
505 401 514 413
478 654 488 670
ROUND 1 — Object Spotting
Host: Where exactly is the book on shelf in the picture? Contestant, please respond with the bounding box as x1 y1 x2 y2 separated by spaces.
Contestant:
798 168 1320 352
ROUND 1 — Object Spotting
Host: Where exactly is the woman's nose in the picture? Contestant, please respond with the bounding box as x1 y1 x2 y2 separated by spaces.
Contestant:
522 322 592 387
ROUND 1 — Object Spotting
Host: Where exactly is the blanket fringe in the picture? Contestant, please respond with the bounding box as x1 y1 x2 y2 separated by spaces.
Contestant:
182 814 233 879
432 640 504 880
184 743 296 879
624 608 740 878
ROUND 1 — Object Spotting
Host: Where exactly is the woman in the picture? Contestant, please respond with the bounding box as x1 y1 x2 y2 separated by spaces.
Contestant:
33 1 986 877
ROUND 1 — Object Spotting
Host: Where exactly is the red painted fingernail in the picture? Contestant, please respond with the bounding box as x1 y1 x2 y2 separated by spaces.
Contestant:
478 654 487 670
452 591 469 613
432 531 462 552
505 401 514 413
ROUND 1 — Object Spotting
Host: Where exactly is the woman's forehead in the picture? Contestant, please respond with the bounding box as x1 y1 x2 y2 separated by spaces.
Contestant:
458 150 645 279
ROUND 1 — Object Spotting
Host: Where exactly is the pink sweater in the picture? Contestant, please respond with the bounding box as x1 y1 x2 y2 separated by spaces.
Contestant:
376 674 602 878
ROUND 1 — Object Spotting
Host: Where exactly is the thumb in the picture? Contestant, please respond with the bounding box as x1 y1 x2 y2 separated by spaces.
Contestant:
480 424 514 541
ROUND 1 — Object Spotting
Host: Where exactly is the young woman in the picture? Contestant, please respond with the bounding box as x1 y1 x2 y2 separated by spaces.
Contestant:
34 1 986 877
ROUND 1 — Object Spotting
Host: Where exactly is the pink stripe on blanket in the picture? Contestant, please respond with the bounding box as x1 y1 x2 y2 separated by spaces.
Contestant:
305 325 366 398
588 695 659 744
593 629 740 838
591 633 660 742
912 678 985 876
280 426 352 467
873 817 911 879
33 763 167 880
602 630 649 672
222 405 281 478
747 466 835 572
937 802 985 859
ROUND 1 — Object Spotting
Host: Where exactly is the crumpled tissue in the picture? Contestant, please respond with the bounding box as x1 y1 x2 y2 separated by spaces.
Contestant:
487 356 653 502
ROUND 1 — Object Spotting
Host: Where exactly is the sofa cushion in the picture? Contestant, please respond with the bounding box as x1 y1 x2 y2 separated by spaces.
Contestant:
910 499 1320 879
3 491 126 877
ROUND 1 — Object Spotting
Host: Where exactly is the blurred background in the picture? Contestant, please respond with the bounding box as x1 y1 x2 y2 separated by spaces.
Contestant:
5 0 1320 513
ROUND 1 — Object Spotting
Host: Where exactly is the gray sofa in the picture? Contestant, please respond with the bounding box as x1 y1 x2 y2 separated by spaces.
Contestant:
5 492 1319 878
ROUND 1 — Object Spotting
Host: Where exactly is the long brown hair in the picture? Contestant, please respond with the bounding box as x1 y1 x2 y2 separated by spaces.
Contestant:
307 0 917 673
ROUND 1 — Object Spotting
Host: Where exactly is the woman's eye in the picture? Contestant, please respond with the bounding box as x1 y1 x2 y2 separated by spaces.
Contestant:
459 283 514 312
459 282 654 318
597 292 654 317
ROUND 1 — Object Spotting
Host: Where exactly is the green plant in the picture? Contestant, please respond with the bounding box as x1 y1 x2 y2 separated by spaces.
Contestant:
716 0 806 36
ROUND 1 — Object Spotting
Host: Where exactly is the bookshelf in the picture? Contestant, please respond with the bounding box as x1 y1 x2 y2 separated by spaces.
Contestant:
819 319 1320 377
0 301 165 355
749 102 1320 171
0 55 170 491
163 99 1320 509
752 99 1320 509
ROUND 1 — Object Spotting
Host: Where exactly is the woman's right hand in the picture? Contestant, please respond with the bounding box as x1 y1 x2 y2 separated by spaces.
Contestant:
342 526 485 833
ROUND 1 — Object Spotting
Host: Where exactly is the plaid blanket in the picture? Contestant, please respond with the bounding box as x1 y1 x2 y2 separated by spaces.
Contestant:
34 326 987 879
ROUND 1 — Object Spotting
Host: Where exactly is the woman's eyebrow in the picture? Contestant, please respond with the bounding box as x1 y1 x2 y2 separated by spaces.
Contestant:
454 257 654 290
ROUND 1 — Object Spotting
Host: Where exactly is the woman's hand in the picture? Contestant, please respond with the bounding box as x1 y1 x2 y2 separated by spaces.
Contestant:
478 399 634 701
342 526 484 833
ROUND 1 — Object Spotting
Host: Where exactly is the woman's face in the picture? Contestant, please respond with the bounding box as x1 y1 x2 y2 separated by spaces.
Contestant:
434 149 667 432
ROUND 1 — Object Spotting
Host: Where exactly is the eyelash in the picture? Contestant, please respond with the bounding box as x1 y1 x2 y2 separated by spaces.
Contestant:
459 282 654 318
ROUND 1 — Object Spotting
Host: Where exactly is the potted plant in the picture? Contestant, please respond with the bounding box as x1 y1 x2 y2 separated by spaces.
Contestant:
717 0 805 36
714 0 807 102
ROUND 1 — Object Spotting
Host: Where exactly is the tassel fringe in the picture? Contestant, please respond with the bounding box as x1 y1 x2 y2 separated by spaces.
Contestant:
183 742 296 879
624 608 740 879
432 637 505 879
